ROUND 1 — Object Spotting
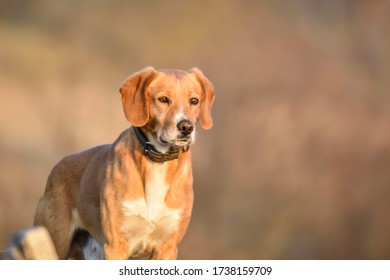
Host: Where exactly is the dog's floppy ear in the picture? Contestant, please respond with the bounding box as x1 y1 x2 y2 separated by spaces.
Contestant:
190 68 215 130
119 66 156 127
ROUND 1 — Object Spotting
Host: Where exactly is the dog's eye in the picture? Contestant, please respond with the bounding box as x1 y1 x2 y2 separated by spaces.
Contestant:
190 98 199 105
158 96 170 104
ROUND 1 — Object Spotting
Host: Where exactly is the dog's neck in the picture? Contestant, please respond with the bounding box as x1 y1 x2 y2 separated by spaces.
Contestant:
133 126 188 164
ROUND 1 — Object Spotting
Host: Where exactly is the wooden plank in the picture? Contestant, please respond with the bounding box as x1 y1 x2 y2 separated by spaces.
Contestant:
3 226 58 260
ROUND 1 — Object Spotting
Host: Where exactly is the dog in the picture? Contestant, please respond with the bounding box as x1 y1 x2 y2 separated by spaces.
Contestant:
33 67 214 259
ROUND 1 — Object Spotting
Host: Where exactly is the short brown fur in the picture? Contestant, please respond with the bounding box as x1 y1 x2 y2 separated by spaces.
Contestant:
34 67 214 259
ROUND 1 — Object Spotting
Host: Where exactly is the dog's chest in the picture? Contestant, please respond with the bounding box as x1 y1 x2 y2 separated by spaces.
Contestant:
121 164 182 257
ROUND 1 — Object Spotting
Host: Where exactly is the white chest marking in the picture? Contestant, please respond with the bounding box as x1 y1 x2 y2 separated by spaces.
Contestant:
121 164 182 256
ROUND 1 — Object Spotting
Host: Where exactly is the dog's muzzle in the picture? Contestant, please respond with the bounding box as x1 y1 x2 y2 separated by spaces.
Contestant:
133 126 189 164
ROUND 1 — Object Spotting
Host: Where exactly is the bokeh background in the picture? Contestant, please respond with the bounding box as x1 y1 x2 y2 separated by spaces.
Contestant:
1 0 390 259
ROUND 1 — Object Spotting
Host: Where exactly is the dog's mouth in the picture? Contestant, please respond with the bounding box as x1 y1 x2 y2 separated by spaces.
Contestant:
158 135 192 147
145 128 195 153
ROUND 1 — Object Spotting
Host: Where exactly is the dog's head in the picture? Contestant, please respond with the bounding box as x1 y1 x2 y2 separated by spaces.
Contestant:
120 67 215 152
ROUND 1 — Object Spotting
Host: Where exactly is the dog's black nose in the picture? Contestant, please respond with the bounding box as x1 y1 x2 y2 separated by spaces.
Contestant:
177 120 194 136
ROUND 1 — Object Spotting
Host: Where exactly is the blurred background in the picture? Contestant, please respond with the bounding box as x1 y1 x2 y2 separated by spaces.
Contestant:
1 0 390 259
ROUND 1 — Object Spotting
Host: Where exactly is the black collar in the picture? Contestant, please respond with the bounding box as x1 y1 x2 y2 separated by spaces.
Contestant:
133 126 187 163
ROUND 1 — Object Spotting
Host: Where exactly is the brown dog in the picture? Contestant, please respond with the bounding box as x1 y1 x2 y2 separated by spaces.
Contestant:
33 67 214 259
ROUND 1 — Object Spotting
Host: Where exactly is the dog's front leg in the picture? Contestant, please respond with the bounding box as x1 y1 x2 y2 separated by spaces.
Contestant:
101 191 130 260
151 242 178 260
151 183 194 260
151 212 193 260
103 242 129 260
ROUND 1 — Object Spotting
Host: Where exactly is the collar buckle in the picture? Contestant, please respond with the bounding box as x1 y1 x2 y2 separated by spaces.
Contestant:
144 142 152 156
